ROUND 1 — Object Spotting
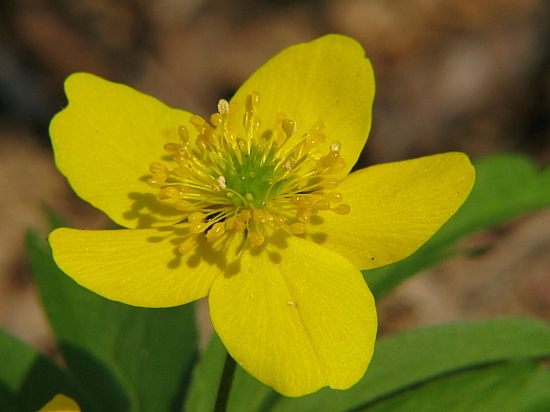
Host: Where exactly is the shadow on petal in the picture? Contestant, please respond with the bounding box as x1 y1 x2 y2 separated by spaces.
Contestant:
124 191 185 228
310 232 328 245
145 226 246 279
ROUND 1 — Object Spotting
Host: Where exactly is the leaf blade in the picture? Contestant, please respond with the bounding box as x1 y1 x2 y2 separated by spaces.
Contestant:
27 225 199 412
269 317 550 412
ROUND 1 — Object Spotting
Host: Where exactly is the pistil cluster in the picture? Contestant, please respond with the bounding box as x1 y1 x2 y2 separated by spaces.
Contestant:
147 92 350 253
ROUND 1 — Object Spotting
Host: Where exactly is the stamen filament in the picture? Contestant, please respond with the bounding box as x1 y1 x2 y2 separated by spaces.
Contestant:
148 92 351 252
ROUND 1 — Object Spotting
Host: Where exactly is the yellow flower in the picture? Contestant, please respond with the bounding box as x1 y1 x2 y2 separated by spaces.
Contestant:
49 35 474 396
38 394 80 412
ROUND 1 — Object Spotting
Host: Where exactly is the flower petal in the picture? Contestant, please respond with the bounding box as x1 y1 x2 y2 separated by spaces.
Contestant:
49 227 226 307
50 73 193 228
209 232 377 396
309 152 475 270
231 34 375 176
39 394 80 412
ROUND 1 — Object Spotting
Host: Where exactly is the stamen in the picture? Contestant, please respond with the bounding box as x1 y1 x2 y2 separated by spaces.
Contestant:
218 99 230 115
289 222 305 235
332 204 351 215
324 192 342 203
249 231 265 246
282 119 297 138
188 212 206 223
147 92 351 251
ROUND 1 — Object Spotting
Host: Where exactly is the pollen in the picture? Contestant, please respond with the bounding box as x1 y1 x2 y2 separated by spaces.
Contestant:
147 93 350 253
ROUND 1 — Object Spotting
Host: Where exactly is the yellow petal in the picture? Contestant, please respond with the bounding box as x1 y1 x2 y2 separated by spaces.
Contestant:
209 232 377 396
231 34 375 177
50 73 192 229
49 227 226 307
38 394 80 412
309 152 475 270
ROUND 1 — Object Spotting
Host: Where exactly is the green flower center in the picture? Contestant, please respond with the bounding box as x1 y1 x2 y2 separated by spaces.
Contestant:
147 93 350 252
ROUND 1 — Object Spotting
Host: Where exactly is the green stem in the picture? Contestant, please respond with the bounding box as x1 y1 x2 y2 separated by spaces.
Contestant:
214 350 237 412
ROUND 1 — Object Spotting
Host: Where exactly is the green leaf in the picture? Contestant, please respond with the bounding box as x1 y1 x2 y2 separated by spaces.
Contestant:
359 361 550 412
0 327 96 411
183 333 225 412
27 227 199 412
227 365 280 412
186 154 550 411
269 317 550 412
365 153 550 299
184 333 280 412
184 333 281 412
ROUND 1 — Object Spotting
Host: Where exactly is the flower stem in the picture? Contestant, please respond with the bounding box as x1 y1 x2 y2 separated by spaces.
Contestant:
214 350 237 412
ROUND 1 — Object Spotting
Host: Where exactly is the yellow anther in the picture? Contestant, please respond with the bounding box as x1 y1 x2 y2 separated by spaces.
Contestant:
327 158 346 174
289 222 305 234
211 112 223 127
324 192 343 203
225 216 237 229
297 197 313 209
154 170 170 182
210 222 226 237
204 126 217 143
178 239 195 254
149 162 166 174
314 199 331 210
206 222 226 242
147 177 164 188
172 167 190 178
235 221 247 233
218 99 230 115
282 119 297 138
174 200 193 211
310 121 324 132
163 143 181 155
330 141 341 152
190 114 207 130
249 231 265 246
309 193 323 203
171 153 188 164
149 92 352 252
333 203 351 215
296 209 311 223
246 92 260 111
238 209 252 222
291 195 303 205
303 133 326 152
178 125 189 142
188 211 206 223
190 222 208 234
196 135 208 151
158 186 183 199
319 178 340 190
322 151 341 167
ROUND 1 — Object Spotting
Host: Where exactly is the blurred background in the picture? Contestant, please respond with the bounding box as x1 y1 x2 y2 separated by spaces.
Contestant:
0 0 549 355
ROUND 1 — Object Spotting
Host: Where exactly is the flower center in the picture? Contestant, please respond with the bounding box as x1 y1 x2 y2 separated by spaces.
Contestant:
147 92 350 253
